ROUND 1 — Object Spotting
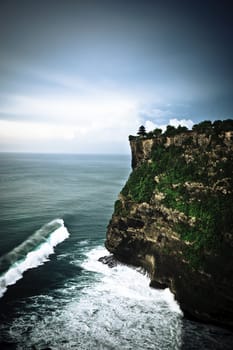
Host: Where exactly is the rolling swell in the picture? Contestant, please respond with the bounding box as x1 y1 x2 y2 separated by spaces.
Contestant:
0 219 70 298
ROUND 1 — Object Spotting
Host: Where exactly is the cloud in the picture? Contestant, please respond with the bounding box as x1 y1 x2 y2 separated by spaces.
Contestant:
145 118 194 132
0 69 195 153
0 89 196 153
139 106 173 122
169 118 194 129
0 120 75 142
145 120 165 132
0 92 142 153
0 93 138 123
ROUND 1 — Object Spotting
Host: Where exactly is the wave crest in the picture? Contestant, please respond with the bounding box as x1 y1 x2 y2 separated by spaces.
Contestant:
0 219 70 298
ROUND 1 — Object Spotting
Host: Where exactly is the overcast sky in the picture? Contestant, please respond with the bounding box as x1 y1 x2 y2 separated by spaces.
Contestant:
0 0 232 153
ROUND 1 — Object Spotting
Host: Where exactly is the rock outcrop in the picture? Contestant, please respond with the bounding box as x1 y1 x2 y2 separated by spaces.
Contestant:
105 125 233 329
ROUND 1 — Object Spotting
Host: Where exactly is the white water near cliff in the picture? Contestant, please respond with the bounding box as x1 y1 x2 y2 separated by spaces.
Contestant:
3 243 233 350
6 246 183 349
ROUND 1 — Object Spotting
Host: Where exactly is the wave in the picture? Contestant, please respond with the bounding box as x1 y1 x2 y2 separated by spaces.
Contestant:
82 246 182 313
0 219 70 298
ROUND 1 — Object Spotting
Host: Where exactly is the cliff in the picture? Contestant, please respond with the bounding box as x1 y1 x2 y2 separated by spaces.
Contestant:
105 124 233 329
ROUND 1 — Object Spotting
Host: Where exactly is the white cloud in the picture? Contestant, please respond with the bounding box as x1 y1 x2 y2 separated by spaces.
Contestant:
145 118 194 133
1 93 140 125
0 71 195 153
0 92 142 153
169 118 194 129
1 94 136 121
139 107 172 121
145 120 166 132
0 120 75 141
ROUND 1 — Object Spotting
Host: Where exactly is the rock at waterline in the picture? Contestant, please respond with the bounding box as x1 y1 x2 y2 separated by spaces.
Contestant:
98 255 118 268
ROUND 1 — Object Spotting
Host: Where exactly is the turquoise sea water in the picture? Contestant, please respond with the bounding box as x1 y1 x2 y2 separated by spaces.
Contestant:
0 153 232 349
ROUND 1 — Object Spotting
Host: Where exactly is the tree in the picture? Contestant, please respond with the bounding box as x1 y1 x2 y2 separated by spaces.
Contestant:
192 121 212 133
213 120 223 134
221 119 233 132
176 125 188 134
164 125 177 137
147 131 154 139
137 125 146 137
153 128 162 137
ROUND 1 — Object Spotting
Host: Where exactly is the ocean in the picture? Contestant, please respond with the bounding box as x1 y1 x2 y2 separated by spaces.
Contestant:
0 153 232 350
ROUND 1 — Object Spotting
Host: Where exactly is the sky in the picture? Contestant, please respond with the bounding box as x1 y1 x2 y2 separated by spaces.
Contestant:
0 0 232 154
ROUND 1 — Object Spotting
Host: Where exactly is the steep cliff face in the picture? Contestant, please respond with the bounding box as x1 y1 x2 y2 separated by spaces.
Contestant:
106 129 233 329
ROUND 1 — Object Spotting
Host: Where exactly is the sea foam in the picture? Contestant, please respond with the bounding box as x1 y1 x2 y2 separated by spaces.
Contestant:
4 245 184 349
0 219 70 298
82 246 182 312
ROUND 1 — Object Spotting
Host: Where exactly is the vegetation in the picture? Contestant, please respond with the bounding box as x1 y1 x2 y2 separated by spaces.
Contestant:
114 200 124 215
163 125 177 136
121 162 157 202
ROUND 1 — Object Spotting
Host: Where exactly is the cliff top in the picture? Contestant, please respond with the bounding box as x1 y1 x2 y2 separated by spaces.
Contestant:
129 119 233 141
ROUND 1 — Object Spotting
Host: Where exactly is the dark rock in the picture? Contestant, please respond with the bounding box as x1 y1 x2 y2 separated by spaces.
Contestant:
127 218 144 229
150 280 168 289
98 255 118 268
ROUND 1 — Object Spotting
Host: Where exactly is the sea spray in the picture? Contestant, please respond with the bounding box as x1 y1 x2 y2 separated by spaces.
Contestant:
3 245 184 349
0 219 70 298
82 246 182 311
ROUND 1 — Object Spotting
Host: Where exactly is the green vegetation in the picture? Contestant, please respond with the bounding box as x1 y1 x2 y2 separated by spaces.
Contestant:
120 144 192 204
156 144 232 267
159 174 232 267
193 119 233 134
163 125 177 136
114 199 123 215
121 162 157 202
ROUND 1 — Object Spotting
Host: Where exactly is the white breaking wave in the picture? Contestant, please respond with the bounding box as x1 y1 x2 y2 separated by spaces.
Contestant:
1 245 184 349
0 219 70 298
82 246 182 313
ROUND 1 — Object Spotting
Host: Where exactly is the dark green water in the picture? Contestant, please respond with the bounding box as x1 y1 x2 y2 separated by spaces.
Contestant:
0 153 232 349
